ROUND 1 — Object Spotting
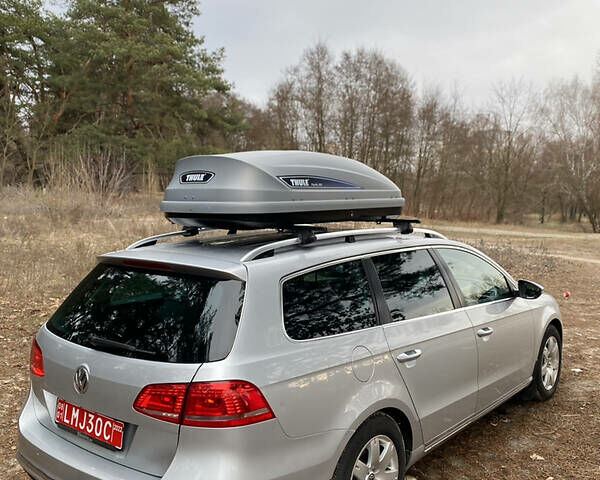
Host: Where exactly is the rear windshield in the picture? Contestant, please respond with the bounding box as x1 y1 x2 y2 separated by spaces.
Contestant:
47 264 245 363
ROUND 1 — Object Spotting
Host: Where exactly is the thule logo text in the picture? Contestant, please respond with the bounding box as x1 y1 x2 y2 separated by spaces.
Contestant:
180 171 215 184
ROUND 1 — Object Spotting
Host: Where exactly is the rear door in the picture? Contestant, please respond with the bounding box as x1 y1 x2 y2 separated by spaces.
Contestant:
368 248 478 447
435 248 534 411
274 258 389 437
32 262 244 477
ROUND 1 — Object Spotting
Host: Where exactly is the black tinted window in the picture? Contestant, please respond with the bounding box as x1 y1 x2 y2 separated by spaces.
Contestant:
283 260 376 340
437 248 512 306
47 264 245 363
372 250 453 321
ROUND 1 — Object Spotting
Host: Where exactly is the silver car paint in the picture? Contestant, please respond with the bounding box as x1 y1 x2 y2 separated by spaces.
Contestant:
465 297 535 411
382 307 478 446
31 328 201 477
18 233 562 479
19 389 159 480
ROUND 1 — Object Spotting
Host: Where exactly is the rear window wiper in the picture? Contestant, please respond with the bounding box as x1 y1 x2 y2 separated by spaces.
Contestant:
88 335 157 357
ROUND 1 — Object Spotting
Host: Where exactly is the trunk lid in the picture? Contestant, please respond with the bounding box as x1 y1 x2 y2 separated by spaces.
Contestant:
31 262 245 477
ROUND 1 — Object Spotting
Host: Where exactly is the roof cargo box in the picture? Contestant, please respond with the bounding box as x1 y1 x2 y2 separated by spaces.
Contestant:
161 151 405 229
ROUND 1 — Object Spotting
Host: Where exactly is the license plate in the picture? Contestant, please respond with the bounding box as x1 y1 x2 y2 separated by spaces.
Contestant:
55 399 124 450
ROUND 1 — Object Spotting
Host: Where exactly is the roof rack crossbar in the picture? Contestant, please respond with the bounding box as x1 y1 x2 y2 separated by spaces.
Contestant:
126 226 209 250
283 225 329 244
388 217 421 234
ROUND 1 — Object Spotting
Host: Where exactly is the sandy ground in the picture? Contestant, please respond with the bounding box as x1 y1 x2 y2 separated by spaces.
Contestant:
1 203 599 479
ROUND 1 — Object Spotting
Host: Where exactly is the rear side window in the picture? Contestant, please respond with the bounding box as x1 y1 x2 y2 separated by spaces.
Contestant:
47 264 245 363
282 260 376 340
437 248 512 306
372 249 454 321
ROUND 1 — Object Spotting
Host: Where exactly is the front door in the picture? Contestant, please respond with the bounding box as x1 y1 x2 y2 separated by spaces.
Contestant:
368 249 478 446
435 248 534 412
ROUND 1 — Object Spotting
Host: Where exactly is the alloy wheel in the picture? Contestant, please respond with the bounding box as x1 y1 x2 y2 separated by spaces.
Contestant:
352 434 399 480
541 335 560 390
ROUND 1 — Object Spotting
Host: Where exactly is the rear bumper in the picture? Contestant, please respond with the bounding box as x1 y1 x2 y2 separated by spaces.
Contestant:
18 390 158 480
19 388 350 480
163 422 350 480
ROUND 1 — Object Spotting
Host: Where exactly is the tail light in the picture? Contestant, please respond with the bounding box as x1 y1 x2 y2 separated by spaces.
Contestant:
183 381 275 427
134 380 275 428
133 384 188 424
30 338 45 377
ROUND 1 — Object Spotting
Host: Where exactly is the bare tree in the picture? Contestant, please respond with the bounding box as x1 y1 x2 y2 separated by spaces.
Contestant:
486 80 536 223
333 49 367 159
268 77 301 149
294 42 335 152
542 78 600 232
427 91 470 219
333 48 413 184
258 45 600 231
412 88 442 215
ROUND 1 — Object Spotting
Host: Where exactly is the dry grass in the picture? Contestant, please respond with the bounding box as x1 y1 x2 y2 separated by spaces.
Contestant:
0 186 174 302
0 186 176 478
0 188 599 479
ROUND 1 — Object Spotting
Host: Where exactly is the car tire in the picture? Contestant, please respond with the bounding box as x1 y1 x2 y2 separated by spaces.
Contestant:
523 324 562 401
332 412 406 480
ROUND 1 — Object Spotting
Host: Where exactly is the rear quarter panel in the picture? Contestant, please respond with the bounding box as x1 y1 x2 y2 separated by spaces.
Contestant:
194 254 422 450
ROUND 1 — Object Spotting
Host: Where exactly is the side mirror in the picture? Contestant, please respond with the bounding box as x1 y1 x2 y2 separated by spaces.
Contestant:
518 279 544 299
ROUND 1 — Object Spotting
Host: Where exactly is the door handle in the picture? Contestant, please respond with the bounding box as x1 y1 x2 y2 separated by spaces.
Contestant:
397 349 422 363
477 327 494 337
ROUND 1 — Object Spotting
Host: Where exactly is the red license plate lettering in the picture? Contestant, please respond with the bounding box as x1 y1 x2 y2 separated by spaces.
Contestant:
55 399 124 450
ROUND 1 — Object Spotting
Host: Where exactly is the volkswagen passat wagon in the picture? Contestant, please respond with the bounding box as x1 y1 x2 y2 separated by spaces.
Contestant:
18 226 562 480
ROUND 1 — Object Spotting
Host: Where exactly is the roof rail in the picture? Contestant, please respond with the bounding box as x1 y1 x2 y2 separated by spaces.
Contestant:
240 226 447 262
126 227 210 250
413 228 447 240
125 219 446 258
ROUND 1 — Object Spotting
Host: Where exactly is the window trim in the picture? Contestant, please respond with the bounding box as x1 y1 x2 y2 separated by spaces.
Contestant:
429 248 465 308
279 256 382 343
433 246 516 308
278 243 518 341
361 258 390 326
366 248 459 325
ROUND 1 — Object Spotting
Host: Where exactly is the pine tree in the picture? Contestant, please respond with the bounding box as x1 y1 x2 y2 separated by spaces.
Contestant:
46 0 237 171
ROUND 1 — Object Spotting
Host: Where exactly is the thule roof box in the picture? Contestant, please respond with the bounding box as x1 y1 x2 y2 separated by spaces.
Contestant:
161 151 405 230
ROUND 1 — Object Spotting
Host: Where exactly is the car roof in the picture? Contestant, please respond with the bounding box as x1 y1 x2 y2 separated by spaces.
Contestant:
99 229 470 281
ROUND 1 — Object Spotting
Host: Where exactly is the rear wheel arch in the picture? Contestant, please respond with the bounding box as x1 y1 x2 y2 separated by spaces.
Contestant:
332 411 407 480
380 407 413 463
340 406 414 467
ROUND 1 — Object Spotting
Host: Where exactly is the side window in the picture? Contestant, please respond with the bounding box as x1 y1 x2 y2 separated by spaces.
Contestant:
437 248 512 306
282 260 376 340
371 249 454 322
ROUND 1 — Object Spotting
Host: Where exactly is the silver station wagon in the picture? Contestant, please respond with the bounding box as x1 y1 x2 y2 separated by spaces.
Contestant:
18 152 562 480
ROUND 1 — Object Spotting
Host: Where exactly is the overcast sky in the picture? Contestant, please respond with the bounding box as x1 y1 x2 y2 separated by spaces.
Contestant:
195 0 600 108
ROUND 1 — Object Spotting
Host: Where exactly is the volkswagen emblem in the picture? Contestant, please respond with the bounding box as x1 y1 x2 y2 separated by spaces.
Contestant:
73 365 90 394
